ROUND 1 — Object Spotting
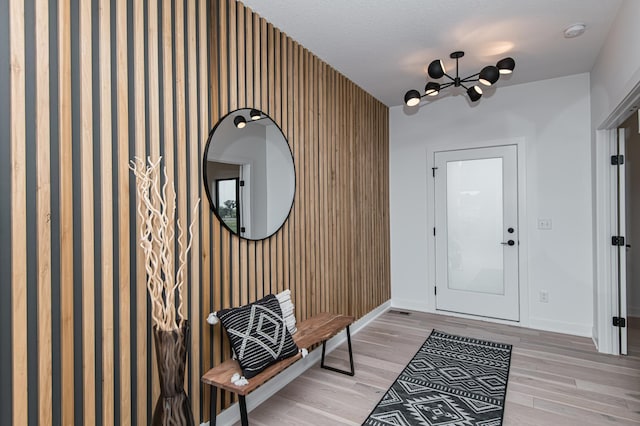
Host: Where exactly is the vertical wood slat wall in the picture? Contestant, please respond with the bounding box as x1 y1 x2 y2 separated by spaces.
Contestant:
207 0 390 418
1 0 390 424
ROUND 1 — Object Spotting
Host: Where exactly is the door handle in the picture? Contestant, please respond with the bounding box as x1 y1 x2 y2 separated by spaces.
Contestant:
500 240 515 246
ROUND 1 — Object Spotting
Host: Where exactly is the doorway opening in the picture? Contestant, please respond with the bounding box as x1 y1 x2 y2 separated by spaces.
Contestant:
595 80 640 355
620 111 640 356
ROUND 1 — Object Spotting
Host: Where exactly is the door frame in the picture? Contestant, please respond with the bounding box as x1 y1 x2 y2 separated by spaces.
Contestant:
594 80 640 355
426 137 530 327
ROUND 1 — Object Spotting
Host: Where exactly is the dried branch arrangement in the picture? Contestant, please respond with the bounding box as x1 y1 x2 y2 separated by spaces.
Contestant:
130 156 200 331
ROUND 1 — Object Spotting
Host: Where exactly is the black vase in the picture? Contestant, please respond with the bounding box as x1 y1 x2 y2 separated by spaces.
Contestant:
151 321 195 426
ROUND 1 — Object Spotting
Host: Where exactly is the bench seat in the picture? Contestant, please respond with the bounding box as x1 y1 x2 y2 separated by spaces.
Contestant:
201 312 355 424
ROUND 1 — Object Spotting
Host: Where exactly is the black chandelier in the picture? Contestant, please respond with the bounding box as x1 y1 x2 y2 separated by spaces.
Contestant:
404 51 515 106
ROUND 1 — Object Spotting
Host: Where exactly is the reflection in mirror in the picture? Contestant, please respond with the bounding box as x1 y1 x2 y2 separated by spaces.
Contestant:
203 108 295 240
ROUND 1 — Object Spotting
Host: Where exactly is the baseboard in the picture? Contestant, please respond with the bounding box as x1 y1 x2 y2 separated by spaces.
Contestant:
391 298 430 313
392 298 593 339
528 317 592 338
592 326 599 351
201 300 392 426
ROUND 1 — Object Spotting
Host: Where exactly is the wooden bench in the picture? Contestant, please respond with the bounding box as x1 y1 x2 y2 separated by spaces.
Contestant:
202 312 355 426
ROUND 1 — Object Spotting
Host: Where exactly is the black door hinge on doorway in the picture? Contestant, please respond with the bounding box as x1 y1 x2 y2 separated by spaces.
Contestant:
612 236 625 246
611 155 624 165
613 317 626 328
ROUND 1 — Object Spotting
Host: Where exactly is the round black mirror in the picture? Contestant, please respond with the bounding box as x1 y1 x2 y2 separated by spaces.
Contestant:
203 108 295 240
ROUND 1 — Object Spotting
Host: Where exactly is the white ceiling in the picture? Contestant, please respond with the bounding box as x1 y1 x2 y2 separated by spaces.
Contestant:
240 0 623 107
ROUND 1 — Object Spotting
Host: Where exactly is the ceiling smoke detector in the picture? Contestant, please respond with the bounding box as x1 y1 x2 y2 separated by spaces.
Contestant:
564 23 586 39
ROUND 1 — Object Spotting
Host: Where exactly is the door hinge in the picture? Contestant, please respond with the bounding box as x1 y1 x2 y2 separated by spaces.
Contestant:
433 227 436 236
434 286 437 296
612 236 625 246
613 316 626 328
432 167 438 177
611 155 624 165
239 180 245 186
240 227 246 233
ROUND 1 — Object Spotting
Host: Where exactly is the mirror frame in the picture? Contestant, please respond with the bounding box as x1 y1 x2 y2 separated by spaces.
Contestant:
202 108 296 241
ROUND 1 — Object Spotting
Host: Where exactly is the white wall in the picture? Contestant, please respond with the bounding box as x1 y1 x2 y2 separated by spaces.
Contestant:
389 73 593 336
590 0 640 130
589 0 640 348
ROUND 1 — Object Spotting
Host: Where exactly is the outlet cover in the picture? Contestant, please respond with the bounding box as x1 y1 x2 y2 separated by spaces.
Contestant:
539 290 549 303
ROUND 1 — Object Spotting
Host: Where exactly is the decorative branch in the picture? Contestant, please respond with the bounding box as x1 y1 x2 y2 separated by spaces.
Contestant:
130 156 200 331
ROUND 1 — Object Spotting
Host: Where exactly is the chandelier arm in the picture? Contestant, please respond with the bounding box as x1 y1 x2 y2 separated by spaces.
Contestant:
442 72 456 82
439 82 455 89
459 82 470 90
460 74 480 83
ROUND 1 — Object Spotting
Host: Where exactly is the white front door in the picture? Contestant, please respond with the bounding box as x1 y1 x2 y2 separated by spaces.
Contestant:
434 145 520 321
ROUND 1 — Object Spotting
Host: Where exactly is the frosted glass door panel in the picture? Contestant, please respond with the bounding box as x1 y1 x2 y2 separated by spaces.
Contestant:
446 158 504 295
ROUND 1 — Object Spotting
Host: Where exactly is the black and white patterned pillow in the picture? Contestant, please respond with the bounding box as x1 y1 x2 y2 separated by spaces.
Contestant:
217 294 299 379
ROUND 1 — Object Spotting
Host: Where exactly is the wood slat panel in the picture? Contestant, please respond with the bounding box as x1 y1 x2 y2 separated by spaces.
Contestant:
115 0 131 422
237 3 245 108
289 38 299 323
245 9 253 115
296 43 306 321
35 0 53 423
229 0 237 111
318 61 326 314
273 28 281 125
161 0 175 220
218 0 228 116
209 0 222 417
236 2 249 310
98 0 115 423
57 0 75 423
148 0 162 406
200 0 212 420
6 1 389 424
260 18 267 111
309 49 317 317
133 0 148 423
252 11 260 109
10 0 28 423
79 0 97 422
186 0 201 417
283 36 297 301
173 0 188 395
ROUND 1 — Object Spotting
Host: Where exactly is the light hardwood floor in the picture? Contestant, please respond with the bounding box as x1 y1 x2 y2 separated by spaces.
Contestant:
233 310 640 425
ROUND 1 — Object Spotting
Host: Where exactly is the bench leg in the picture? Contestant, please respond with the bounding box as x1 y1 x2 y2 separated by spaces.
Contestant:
239 395 249 426
320 325 355 376
210 387 217 426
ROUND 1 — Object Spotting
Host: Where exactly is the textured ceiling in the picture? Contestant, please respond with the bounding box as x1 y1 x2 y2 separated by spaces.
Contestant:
240 0 623 107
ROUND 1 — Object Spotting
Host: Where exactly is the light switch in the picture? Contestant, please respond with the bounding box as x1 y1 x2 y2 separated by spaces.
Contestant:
537 218 552 230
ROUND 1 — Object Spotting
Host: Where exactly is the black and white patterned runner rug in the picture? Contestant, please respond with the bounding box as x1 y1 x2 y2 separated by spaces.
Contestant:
362 330 512 426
